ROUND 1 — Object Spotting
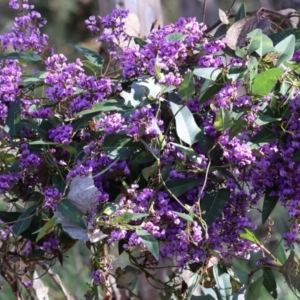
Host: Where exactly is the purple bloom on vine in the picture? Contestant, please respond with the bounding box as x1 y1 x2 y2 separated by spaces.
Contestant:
49 124 73 144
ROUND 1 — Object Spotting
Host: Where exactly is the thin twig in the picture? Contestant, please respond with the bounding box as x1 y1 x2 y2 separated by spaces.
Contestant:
38 263 76 300
202 0 207 24
226 0 236 16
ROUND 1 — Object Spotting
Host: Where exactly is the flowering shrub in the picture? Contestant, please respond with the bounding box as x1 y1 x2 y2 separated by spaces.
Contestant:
1 1 300 299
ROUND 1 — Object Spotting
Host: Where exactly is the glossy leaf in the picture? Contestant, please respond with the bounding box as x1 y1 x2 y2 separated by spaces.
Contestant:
169 93 201 146
165 178 201 198
178 71 195 100
193 68 222 81
240 228 260 245
247 276 264 300
235 3 246 22
214 108 233 131
13 204 39 236
274 34 295 66
102 134 140 160
262 195 279 224
136 229 159 260
0 212 21 223
70 44 104 67
250 127 277 148
252 68 284 96
57 199 86 229
186 273 201 300
201 184 231 225
263 267 277 299
36 217 57 242
75 100 126 116
247 29 274 57
166 32 188 42
254 113 281 126
213 265 232 299
200 79 224 104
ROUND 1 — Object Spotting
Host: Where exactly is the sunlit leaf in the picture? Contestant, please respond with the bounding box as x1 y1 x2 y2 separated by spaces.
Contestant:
240 228 260 245
178 71 195 100
136 229 159 260
274 34 295 66
36 217 57 242
214 108 233 131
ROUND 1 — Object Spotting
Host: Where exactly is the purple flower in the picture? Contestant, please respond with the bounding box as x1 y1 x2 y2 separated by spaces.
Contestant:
49 124 73 144
42 187 62 210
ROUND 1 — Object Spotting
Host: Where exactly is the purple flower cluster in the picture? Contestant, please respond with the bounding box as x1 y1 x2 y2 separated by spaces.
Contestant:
49 124 73 144
19 143 40 168
42 187 62 210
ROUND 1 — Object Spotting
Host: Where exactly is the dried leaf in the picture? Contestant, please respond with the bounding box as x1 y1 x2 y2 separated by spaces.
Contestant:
219 9 229 25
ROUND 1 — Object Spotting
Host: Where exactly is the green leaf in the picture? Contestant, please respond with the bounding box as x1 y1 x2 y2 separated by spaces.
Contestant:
190 296 215 300
81 60 102 74
227 66 247 81
27 249 45 259
136 229 159 260
247 276 264 300
75 100 126 116
235 47 248 58
200 78 224 104
4 96 21 135
254 113 281 126
173 211 193 223
186 273 201 300
263 267 277 299
29 141 78 155
213 265 232 299
171 142 204 165
250 127 277 146
165 178 201 198
240 228 260 245
0 212 21 224
169 93 201 146
262 195 279 224
235 3 246 22
134 37 147 47
57 199 86 229
0 152 17 164
13 204 39 236
247 29 274 57
229 118 247 140
178 72 195 100
142 161 158 180
70 44 104 67
166 32 188 42
193 68 222 81
19 119 48 139
274 34 295 66
0 52 42 62
270 28 300 51
52 174 66 193
102 133 140 160
36 217 57 242
201 184 230 225
114 212 149 224
214 108 233 131
252 68 284 96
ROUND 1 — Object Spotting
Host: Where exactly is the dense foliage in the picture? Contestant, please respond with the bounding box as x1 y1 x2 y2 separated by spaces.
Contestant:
1 0 300 299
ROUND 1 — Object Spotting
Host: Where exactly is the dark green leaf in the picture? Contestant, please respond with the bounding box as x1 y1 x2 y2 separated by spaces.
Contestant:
19 119 48 139
235 3 246 22
165 178 201 198
214 108 233 131
36 217 57 242
171 143 204 165
26 250 45 259
193 68 222 81
190 296 215 300
200 79 224 104
57 199 86 229
70 44 104 67
0 52 41 62
262 195 279 224
29 141 78 155
4 96 21 135
201 184 230 225
166 32 188 42
213 265 232 299
247 29 274 57
229 118 247 140
134 37 147 47
0 212 21 224
102 133 140 160
227 66 247 81
291 150 300 162
136 229 159 260
247 276 264 300
274 35 295 66
240 228 260 245
75 100 125 116
52 174 66 193
263 267 277 299
169 93 201 146
13 204 39 236
250 127 277 146
254 113 281 126
252 68 284 96
270 28 300 50
178 72 195 100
